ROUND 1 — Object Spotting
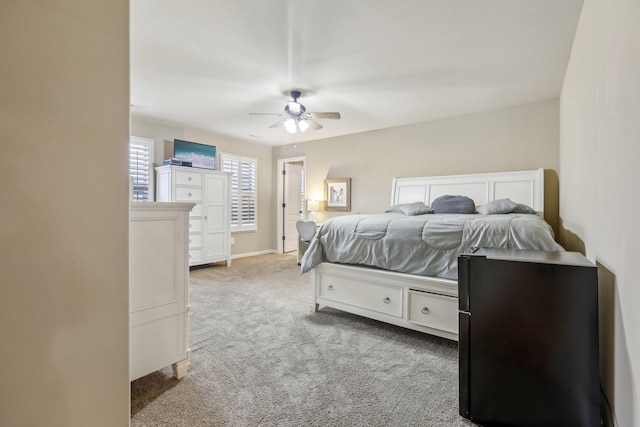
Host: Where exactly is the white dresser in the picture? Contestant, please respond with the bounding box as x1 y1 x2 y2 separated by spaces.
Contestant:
156 165 231 267
129 202 193 381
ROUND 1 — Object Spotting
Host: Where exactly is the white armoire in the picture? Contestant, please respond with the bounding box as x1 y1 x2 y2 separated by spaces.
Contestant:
156 165 231 267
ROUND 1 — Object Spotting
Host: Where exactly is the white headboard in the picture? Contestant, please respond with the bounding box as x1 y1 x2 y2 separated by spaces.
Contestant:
391 169 544 215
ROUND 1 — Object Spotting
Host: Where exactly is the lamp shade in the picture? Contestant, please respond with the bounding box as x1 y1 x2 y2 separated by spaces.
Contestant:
307 200 320 211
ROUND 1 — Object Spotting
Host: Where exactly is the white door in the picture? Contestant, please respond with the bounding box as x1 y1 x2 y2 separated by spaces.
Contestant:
283 163 303 253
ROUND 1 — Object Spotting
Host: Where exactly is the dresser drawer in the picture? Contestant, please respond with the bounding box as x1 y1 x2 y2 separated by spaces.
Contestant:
188 248 203 264
175 170 203 186
175 186 203 202
318 275 403 318
408 290 458 334
188 218 202 233
190 203 202 217
188 233 202 248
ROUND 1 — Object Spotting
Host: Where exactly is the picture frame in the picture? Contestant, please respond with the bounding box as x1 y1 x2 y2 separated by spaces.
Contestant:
324 178 351 211
173 139 216 170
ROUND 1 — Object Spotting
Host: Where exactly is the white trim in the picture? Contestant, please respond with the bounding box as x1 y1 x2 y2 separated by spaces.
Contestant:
230 249 277 260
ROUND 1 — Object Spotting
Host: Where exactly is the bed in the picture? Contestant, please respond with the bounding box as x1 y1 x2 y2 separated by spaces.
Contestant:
301 169 563 341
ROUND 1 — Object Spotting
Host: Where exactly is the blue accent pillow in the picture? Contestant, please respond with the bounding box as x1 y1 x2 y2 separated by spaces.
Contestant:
431 195 476 214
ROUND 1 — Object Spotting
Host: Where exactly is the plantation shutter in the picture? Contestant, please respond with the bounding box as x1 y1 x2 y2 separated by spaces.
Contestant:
221 153 257 231
130 136 154 201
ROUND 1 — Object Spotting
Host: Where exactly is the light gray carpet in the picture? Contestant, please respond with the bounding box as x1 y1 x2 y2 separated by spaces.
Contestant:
131 253 476 427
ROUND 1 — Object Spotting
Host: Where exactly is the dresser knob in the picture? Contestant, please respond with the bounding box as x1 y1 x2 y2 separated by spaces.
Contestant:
383 297 390 304
189 239 192 244
421 307 430 314
188 192 192 197
327 285 333 291
188 177 192 181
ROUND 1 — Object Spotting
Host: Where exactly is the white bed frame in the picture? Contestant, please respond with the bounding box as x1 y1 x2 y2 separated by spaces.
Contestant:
310 169 544 341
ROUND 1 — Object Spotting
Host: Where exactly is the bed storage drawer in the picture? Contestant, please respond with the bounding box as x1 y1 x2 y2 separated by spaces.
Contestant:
407 290 458 334
318 274 403 317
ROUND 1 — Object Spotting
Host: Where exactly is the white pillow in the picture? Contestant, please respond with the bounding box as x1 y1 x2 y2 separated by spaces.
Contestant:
385 202 434 215
476 198 517 215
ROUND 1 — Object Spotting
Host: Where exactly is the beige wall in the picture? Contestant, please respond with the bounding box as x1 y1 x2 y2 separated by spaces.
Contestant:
0 2 130 426
560 0 640 425
131 117 275 256
274 99 561 235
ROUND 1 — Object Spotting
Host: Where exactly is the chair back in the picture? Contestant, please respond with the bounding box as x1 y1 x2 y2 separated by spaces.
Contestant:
296 220 316 242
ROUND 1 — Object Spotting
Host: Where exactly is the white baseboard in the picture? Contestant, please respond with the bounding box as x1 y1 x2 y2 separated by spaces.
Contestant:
230 249 277 260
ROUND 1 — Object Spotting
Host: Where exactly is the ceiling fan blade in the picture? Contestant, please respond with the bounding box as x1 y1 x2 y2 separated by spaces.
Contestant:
249 112 283 116
308 112 341 120
269 119 287 129
306 120 323 131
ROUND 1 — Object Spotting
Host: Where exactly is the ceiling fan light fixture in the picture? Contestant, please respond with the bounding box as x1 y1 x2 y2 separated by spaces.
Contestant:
250 90 340 134
284 118 297 134
286 101 302 115
298 120 310 133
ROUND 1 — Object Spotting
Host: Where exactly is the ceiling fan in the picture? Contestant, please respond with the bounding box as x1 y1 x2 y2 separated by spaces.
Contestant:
249 90 341 134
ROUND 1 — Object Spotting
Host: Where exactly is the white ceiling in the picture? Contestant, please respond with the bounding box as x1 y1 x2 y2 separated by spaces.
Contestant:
130 0 583 147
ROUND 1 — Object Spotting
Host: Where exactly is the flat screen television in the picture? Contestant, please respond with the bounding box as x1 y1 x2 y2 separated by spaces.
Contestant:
173 139 216 170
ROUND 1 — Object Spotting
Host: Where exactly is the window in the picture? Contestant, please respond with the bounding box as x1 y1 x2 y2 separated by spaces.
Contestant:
130 136 154 201
220 152 257 231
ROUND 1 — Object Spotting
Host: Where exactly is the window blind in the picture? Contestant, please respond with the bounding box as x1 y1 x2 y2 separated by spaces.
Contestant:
130 136 154 202
220 153 257 231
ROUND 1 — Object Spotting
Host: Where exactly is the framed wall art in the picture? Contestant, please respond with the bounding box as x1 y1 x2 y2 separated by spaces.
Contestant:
324 178 351 211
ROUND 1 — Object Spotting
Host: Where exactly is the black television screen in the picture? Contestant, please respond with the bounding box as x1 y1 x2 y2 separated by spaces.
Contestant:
173 139 216 169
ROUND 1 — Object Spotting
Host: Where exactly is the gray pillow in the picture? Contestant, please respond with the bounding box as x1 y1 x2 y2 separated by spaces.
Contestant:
511 203 537 214
476 198 517 215
431 195 476 214
386 201 434 215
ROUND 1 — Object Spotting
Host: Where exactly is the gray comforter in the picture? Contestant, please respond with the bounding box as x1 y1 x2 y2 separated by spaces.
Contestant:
300 213 563 280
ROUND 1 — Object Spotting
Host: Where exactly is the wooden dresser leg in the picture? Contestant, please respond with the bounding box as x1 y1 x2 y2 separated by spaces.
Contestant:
172 358 189 380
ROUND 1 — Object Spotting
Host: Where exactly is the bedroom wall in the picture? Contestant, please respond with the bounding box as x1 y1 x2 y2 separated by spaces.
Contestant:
131 117 275 257
273 99 561 235
0 1 130 426
560 0 640 425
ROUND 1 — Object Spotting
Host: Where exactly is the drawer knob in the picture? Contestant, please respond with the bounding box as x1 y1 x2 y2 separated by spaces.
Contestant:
188 192 192 197
189 239 192 244
383 297 390 304
327 285 333 291
421 307 430 314
188 177 192 181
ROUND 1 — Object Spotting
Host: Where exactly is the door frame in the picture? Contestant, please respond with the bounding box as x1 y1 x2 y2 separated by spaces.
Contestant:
276 156 306 254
